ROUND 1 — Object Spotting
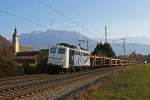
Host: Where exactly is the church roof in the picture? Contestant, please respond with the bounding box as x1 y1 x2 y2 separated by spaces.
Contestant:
13 27 19 36
20 45 34 52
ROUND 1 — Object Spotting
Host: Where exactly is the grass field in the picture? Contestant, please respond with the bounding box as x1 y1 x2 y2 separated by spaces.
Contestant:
91 64 150 100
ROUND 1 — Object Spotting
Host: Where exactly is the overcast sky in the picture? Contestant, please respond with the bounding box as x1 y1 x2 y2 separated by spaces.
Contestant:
0 0 150 39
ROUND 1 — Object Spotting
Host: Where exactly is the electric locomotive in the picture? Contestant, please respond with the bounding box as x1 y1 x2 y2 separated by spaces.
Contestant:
47 43 91 72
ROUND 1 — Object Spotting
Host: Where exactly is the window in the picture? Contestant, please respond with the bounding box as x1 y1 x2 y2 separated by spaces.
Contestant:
58 48 65 54
81 52 83 56
69 50 74 55
83 53 86 56
83 52 90 56
75 51 80 55
50 48 56 53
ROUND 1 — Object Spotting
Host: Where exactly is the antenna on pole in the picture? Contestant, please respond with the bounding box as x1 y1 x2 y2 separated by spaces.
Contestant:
105 26 107 43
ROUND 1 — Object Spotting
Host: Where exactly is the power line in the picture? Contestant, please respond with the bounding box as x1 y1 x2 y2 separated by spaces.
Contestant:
52 18 82 28
111 39 126 56
37 0 97 36
60 0 86 25
62 0 97 37
0 8 85 45
111 40 123 47
0 9 49 29
0 5 96 48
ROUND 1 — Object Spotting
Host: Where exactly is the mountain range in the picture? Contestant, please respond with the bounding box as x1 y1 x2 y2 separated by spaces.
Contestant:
1 29 150 55
20 29 95 50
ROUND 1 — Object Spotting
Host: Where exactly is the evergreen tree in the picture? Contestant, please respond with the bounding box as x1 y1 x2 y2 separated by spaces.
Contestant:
103 43 116 57
92 42 116 57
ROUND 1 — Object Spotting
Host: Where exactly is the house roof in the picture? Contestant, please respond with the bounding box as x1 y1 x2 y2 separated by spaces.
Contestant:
16 51 40 56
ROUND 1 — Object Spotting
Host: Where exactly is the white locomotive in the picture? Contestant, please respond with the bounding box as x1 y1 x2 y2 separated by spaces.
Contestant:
47 43 91 72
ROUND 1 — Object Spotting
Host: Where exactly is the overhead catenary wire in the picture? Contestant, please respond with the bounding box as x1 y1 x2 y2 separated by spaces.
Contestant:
0 9 87 47
0 8 80 44
0 0 98 38
58 0 86 25
111 39 124 48
37 0 97 37
0 8 73 36
110 39 127 55
0 8 83 31
0 2 97 50
0 9 49 29
61 0 98 38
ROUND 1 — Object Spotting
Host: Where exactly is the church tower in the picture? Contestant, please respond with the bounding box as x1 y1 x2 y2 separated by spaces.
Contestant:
13 27 19 54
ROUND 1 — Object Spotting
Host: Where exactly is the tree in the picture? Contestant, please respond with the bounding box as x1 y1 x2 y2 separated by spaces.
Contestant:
103 43 116 57
35 49 49 73
0 42 21 77
21 49 49 75
92 42 116 57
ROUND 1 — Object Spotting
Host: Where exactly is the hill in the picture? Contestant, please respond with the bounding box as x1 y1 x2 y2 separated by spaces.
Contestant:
20 30 150 55
20 29 95 50
0 35 10 47
111 43 150 55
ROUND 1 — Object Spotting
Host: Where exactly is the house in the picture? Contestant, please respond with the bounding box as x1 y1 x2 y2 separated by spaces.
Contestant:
14 51 40 66
12 27 41 66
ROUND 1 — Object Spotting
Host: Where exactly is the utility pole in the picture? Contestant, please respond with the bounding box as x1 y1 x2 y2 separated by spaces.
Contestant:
105 26 107 43
86 40 89 50
122 39 125 56
111 38 126 57
78 40 89 50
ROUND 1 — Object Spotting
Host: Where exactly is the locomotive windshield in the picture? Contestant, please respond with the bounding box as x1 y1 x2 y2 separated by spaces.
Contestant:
50 47 56 53
58 48 65 54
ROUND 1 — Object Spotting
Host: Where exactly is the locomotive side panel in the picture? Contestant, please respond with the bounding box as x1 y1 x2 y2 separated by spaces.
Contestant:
73 50 91 69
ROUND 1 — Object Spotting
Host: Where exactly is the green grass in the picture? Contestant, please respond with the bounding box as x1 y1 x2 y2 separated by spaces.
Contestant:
91 64 150 100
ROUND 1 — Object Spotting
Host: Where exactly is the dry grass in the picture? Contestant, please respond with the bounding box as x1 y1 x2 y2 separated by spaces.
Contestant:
90 64 150 100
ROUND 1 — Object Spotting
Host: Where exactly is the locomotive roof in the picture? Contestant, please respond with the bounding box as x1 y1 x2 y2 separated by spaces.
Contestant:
56 43 90 53
54 45 90 53
57 43 77 49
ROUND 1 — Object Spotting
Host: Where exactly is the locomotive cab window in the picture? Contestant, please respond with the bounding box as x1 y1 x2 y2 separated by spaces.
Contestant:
50 48 56 53
83 53 88 56
75 51 80 55
58 48 65 54
70 50 74 55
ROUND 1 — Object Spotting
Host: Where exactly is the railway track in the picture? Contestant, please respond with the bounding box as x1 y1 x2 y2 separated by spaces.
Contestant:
0 66 125 100
57 67 124 100
0 74 50 87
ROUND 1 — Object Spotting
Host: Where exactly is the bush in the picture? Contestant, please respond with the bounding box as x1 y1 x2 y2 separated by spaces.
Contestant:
0 62 23 78
22 64 36 75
